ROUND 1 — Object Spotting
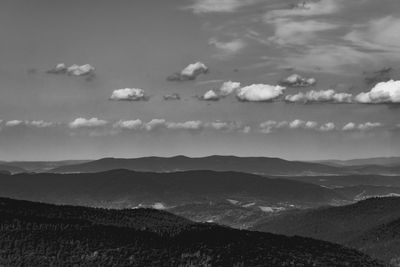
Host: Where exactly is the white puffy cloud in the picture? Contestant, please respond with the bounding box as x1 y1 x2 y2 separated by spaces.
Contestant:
285 89 353 104
355 80 400 104
209 38 246 58
236 84 286 102
5 120 23 127
113 119 143 130
166 121 203 130
143 119 167 131
205 121 243 132
200 90 220 101
259 119 317 133
218 81 241 96
280 74 316 87
342 122 383 131
47 63 95 77
28 120 54 128
319 122 336 132
69 118 108 129
167 62 208 81
110 88 148 101
185 0 259 13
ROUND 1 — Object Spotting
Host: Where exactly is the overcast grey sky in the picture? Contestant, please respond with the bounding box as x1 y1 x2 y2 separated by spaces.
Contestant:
0 0 399 161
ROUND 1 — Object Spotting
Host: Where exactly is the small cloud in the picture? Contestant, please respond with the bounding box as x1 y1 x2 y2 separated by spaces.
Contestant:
355 80 400 104
110 88 148 101
218 81 241 96
69 118 108 129
113 119 143 130
28 120 53 128
342 122 356 131
319 122 336 132
285 89 353 104
199 90 220 101
143 119 167 131
280 74 316 87
166 121 203 130
236 84 286 102
167 62 208 81
209 38 246 59
163 93 181 101
185 0 259 14
5 120 23 127
47 63 95 78
342 122 382 131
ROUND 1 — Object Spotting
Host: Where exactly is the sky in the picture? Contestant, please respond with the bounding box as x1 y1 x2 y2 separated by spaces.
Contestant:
0 0 399 161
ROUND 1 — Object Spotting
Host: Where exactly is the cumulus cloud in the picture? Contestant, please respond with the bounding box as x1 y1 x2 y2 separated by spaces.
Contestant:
260 119 323 133
285 89 353 104
199 90 220 101
113 119 143 130
166 121 203 130
319 122 336 132
280 74 316 87
218 81 241 96
209 38 246 58
355 80 400 104
143 119 167 131
167 62 208 81
5 120 23 127
69 118 108 129
185 0 259 13
343 122 382 131
110 88 148 101
47 63 95 78
163 93 181 101
236 84 286 102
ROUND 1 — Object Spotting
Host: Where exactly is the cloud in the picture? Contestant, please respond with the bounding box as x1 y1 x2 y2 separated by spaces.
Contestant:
343 122 382 131
236 84 286 102
344 16 400 56
166 121 203 130
268 19 339 46
69 118 108 129
205 121 243 132
28 120 54 128
113 119 143 130
264 0 342 20
319 122 336 132
280 74 316 87
143 119 167 131
355 80 400 104
5 120 23 127
285 89 353 103
199 90 220 101
218 81 241 96
47 63 95 78
185 0 259 14
167 62 208 81
163 93 181 101
259 119 326 133
110 88 148 101
209 38 246 58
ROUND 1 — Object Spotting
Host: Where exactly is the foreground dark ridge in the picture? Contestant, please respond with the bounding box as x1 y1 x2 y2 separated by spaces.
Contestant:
253 196 400 264
0 197 383 267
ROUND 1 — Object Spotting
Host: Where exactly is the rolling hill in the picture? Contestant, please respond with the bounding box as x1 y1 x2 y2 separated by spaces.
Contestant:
0 169 346 208
252 197 400 264
0 197 383 267
0 164 26 174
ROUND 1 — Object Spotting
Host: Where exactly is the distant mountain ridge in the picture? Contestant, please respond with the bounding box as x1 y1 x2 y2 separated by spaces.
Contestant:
0 197 383 267
49 155 400 175
49 155 346 175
